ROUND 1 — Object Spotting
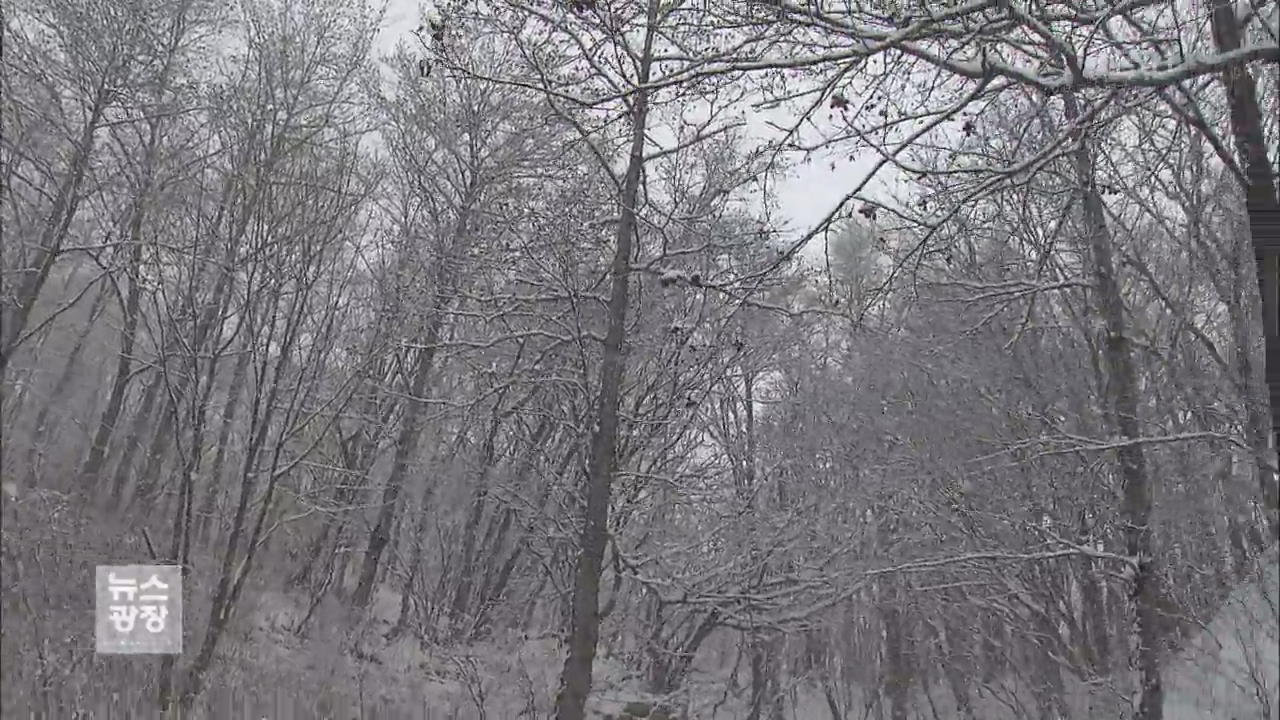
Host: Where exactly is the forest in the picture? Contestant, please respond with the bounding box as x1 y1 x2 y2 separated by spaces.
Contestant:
1 0 1278 718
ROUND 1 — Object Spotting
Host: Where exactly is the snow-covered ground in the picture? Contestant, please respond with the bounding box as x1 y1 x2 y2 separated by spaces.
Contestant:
228 554 1278 719
1164 550 1279 720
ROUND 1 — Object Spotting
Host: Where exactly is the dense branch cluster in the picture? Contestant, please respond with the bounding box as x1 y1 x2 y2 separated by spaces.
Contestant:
0 0 1276 718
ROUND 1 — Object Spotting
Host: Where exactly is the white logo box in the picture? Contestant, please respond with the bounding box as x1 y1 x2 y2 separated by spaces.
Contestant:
95 564 182 655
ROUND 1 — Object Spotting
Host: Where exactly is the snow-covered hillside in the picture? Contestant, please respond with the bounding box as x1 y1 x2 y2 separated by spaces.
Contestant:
1164 551 1279 720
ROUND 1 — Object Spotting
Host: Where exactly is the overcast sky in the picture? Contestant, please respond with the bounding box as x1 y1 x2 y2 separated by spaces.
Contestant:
369 0 1280 260
378 1 896 230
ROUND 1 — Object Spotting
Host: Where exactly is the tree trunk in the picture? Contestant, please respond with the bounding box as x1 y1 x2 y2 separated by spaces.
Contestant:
293 370 395 587
1210 0 1280 542
107 369 165 504
195 339 252 547
881 598 910 720
156 338 216 711
449 406 504 628
0 82 110 381
390 503 429 639
747 634 770 720
924 601 975 720
80 236 145 486
131 217 241 508
552 8 656 717
473 427 568 637
106 250 233 505
1079 557 1111 677
1030 599 1068 720
26 280 109 484
351 313 443 609
1062 90 1163 720
176 279 307 711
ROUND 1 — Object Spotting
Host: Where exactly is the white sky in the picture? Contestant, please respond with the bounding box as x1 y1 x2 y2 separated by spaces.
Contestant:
371 0 884 248
371 0 1280 256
